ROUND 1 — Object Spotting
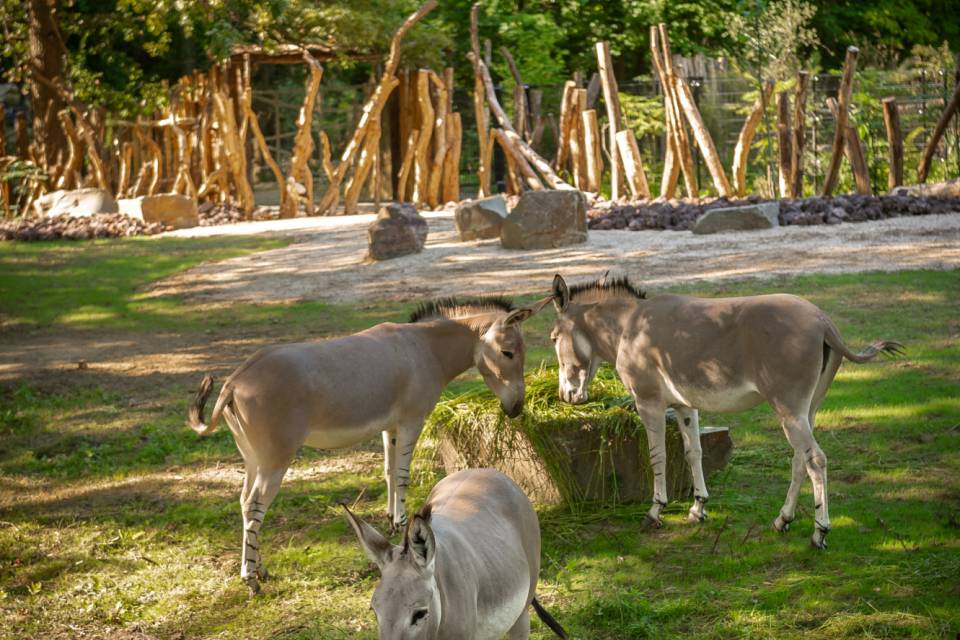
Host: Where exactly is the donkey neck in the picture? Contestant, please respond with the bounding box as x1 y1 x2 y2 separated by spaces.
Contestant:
580 298 638 363
418 319 482 383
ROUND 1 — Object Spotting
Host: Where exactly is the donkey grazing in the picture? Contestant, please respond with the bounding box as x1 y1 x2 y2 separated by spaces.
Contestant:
344 468 567 640
188 296 549 593
549 273 902 549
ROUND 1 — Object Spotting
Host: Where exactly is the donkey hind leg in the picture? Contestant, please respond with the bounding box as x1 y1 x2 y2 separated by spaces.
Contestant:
382 430 398 521
391 422 424 530
675 406 708 523
780 413 830 549
774 450 806 533
638 405 669 528
507 608 530 640
241 462 291 594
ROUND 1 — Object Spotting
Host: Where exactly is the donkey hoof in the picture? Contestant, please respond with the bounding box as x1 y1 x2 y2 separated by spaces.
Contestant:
811 531 829 550
642 514 663 530
687 510 707 524
244 576 261 595
256 566 269 582
773 515 792 533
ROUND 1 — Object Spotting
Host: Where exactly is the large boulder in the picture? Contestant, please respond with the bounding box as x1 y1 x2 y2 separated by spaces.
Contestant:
454 195 508 241
118 194 199 229
36 188 117 218
691 201 780 234
500 190 588 250
367 202 428 261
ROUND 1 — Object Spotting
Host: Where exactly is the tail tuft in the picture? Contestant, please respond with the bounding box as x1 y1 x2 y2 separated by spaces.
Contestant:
532 597 568 639
188 375 215 435
856 340 905 361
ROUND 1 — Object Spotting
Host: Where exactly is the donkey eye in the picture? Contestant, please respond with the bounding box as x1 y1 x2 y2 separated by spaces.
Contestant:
501 350 515 359
411 609 429 625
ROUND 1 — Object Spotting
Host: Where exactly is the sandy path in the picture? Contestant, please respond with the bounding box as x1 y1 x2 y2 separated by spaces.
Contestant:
152 212 960 304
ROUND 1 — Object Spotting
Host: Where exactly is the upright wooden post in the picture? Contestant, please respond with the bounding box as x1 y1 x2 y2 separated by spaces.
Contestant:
826 96 871 195
882 97 903 190
732 80 774 197
14 112 30 161
917 77 960 183
469 3 492 197
652 25 697 198
822 46 859 196
581 109 602 192
776 91 793 198
616 129 651 199
596 41 624 199
556 81 577 172
790 71 809 197
412 70 434 206
674 74 733 196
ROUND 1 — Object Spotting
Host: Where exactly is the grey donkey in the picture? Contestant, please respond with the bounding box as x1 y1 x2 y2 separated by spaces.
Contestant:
188 296 550 593
549 273 902 549
344 468 568 640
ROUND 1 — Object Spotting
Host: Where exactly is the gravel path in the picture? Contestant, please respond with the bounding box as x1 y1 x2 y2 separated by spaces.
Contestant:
152 211 960 304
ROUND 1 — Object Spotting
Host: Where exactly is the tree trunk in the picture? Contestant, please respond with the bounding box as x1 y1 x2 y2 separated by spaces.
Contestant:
882 97 903 190
822 46 859 196
470 3 492 197
732 80 774 197
581 109 602 193
674 74 733 196
790 71 809 197
28 0 68 170
917 76 960 183
616 129 651 199
826 96 870 195
777 91 793 198
596 41 624 199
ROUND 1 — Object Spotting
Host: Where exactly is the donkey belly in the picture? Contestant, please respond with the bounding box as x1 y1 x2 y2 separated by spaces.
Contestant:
683 383 765 413
301 407 402 450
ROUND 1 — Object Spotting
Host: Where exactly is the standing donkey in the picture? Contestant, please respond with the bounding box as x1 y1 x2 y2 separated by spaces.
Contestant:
344 468 567 640
549 273 902 549
188 296 550 593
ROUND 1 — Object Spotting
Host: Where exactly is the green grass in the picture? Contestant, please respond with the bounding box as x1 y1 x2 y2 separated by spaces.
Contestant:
0 236 958 639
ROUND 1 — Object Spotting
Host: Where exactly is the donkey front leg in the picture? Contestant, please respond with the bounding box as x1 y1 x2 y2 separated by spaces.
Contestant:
382 430 398 522
638 404 669 528
391 423 423 530
507 608 530 640
240 462 290 594
675 406 709 523
780 414 831 549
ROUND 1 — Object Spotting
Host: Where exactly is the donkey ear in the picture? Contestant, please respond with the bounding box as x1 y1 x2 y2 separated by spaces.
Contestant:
503 295 553 325
552 274 570 311
342 504 394 570
406 514 436 573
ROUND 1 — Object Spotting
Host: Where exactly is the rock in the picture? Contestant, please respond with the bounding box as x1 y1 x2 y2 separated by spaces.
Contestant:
454 195 508 241
36 188 117 218
891 178 960 198
500 190 588 249
118 194 199 229
691 202 780 234
367 202 428 261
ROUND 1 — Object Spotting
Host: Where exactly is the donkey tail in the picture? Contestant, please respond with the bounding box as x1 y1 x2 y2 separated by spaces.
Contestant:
188 375 232 436
532 597 568 639
821 315 904 364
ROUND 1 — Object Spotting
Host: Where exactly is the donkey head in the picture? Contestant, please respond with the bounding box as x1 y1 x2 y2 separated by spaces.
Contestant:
344 506 441 640
473 297 553 418
550 274 602 404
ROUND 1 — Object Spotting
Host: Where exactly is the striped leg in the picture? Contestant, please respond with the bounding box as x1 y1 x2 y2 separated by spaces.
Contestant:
241 464 289 594
638 405 668 528
675 407 709 522
382 430 398 520
391 424 422 531
774 450 806 532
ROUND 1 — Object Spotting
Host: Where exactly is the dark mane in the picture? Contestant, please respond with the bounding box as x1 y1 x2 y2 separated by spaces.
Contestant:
568 275 647 303
408 296 515 323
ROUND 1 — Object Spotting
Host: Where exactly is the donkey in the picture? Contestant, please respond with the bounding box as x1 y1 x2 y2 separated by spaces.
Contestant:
549 273 902 549
344 468 568 640
188 296 550 593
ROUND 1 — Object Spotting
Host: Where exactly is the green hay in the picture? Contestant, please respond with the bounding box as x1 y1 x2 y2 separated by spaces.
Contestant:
420 365 688 509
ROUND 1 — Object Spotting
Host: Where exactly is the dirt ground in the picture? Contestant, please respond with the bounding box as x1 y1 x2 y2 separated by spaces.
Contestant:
152 211 960 304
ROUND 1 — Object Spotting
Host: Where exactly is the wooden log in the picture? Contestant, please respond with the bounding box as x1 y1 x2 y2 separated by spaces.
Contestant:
491 128 521 195
790 71 809 197
397 130 419 202
777 90 793 198
568 88 587 189
469 3 491 197
882 97 903 190
116 141 133 198
732 80 774 197
426 70 448 208
318 0 435 213
917 75 960 183
344 119 380 214
282 51 324 217
442 112 462 203
14 112 30 161
674 74 733 197
555 81 577 171
822 46 859 196
826 97 871 195
500 46 528 140
469 52 574 190
581 109 602 192
586 72 601 108
660 138 679 198
133 124 163 197
212 91 255 214
616 129 651 199
651 26 696 198
528 89 545 147
596 41 624 199
412 70 435 206
55 110 82 190
242 82 289 210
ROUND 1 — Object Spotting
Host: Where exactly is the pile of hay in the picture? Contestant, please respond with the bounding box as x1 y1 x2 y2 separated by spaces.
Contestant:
420 366 689 508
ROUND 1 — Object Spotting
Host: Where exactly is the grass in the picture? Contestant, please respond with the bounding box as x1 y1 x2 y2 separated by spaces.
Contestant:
0 236 958 639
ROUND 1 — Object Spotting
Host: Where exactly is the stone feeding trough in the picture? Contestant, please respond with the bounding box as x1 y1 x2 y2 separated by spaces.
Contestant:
420 366 732 507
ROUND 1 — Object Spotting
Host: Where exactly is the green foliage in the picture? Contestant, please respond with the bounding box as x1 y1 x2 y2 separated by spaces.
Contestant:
620 92 665 139
729 0 821 80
